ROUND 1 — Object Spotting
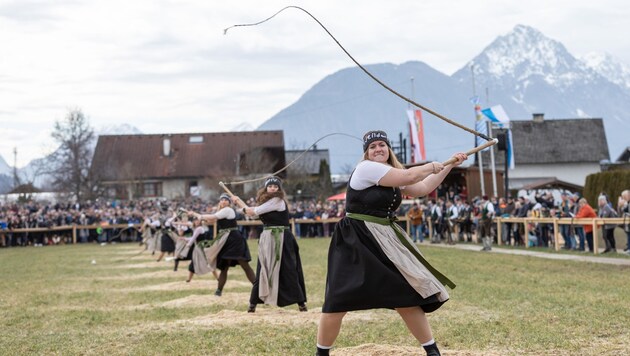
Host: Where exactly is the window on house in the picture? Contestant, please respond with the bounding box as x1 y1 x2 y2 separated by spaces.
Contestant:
189 135 203 143
189 181 199 197
142 182 162 197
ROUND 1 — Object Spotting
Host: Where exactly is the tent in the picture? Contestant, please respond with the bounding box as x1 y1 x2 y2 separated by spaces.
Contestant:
326 192 346 201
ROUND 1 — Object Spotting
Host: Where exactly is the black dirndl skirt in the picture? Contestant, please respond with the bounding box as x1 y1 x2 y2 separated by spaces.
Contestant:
322 217 446 313
160 230 176 253
216 230 252 270
249 229 307 307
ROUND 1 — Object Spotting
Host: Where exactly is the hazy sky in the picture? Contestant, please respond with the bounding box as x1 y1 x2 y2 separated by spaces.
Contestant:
1 0 628 167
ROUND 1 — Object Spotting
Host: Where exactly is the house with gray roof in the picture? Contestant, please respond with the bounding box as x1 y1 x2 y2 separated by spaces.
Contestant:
91 131 286 200
485 114 610 190
284 146 332 200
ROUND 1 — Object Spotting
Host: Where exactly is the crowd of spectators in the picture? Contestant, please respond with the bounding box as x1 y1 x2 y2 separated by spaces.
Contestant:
2 188 628 253
0 198 213 247
0 196 350 247
407 187 630 253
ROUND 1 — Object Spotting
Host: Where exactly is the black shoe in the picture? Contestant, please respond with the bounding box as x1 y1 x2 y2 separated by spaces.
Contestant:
423 342 441 356
298 303 307 312
214 289 222 297
247 304 256 313
602 249 611 253
315 347 330 356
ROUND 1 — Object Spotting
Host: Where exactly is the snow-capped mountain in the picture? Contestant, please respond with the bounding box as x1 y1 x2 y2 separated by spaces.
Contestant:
580 51 630 92
452 24 629 160
97 123 143 136
260 24 629 173
0 155 11 176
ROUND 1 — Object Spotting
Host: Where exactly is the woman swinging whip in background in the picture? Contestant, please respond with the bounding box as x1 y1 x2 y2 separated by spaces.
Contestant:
316 130 467 356
232 176 307 313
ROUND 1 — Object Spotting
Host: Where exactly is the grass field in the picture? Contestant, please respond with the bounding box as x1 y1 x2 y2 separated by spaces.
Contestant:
1 239 629 355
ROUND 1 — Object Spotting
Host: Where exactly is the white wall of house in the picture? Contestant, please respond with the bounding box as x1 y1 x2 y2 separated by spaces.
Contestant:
510 162 601 186
162 180 188 199
163 178 223 201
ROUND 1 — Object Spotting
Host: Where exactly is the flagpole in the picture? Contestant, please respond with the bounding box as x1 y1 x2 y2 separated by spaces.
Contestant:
488 121 498 198
471 65 485 197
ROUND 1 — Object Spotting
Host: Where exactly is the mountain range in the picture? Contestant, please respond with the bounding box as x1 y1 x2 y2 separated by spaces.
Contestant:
2 24 629 191
258 24 630 173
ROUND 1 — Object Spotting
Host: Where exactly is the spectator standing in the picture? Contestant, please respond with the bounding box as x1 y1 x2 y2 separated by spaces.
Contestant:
598 195 618 253
575 198 597 252
407 202 424 243
479 195 495 251
444 200 458 245
429 199 443 243
558 192 574 249
617 190 630 253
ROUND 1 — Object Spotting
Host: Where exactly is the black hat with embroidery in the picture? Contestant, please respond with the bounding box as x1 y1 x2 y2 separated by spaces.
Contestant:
264 176 283 190
363 130 391 152
219 193 231 201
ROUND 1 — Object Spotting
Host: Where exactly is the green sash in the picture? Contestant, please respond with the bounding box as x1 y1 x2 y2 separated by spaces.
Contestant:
198 227 238 248
263 226 287 287
346 213 456 289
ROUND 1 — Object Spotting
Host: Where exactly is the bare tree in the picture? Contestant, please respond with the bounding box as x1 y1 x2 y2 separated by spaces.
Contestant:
49 109 96 203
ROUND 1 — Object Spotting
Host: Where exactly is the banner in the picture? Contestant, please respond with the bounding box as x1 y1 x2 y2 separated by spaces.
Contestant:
481 105 510 128
474 104 489 150
481 105 515 169
406 109 426 162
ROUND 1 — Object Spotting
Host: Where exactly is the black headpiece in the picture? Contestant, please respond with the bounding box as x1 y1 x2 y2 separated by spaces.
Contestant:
264 176 282 190
363 130 391 152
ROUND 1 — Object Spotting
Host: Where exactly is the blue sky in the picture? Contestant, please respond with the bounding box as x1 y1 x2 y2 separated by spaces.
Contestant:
1 0 628 167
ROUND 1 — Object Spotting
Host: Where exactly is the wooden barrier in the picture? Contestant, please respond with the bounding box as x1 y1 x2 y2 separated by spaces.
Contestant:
4 216 624 256
494 217 628 254
2 216 413 245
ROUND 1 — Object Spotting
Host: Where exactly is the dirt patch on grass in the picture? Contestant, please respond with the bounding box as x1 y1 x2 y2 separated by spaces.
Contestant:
176 308 379 328
157 293 250 308
332 344 503 355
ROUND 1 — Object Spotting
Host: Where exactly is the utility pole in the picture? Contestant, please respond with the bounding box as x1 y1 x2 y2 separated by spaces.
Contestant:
13 147 19 189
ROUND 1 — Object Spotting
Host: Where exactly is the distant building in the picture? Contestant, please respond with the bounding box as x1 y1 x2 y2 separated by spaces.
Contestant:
91 131 286 200
487 114 610 191
601 146 630 171
284 146 332 200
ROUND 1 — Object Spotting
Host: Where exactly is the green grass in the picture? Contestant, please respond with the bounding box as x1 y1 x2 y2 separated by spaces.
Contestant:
1 239 629 355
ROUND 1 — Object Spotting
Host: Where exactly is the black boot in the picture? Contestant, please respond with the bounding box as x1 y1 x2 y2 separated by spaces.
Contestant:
247 303 256 313
173 259 179 272
315 346 330 356
298 303 308 312
423 342 441 356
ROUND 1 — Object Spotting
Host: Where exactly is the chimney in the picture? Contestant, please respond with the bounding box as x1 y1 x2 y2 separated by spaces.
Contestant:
532 113 544 122
162 136 171 157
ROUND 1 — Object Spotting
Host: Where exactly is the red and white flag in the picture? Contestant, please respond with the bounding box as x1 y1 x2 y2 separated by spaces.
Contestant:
407 109 426 163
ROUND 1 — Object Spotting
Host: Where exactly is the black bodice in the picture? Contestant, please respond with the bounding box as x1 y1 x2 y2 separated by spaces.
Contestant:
258 204 290 226
346 179 402 219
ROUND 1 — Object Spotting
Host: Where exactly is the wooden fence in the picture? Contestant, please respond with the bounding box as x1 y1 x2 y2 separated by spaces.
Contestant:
2 216 627 256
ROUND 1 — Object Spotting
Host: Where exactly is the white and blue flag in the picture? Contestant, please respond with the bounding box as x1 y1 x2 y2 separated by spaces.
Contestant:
481 105 515 169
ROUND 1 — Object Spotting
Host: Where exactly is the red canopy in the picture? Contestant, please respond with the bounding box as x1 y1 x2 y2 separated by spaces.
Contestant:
326 192 346 201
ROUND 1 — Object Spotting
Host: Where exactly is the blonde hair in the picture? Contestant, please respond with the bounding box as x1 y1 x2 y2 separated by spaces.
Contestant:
362 146 404 169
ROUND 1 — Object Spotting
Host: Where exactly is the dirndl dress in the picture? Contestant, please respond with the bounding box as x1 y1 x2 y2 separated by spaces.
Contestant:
249 208 306 307
322 182 454 313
